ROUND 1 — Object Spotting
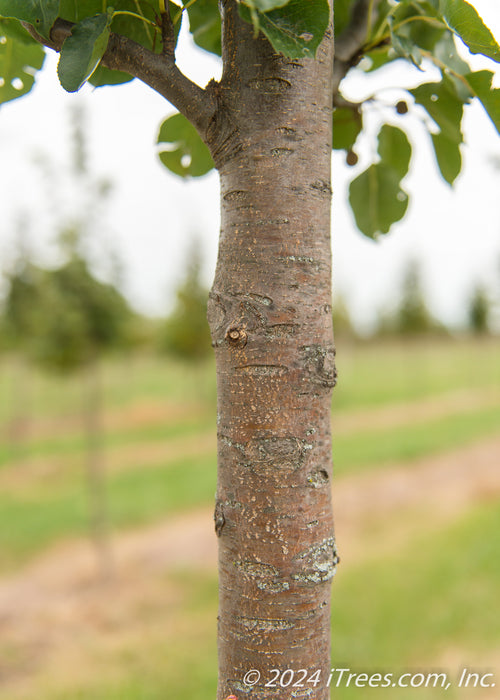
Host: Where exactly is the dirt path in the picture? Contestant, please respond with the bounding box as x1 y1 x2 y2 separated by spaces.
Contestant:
0 433 499 697
1 386 498 493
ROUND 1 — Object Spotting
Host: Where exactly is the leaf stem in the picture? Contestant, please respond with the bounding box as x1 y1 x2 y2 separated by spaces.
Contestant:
366 0 375 42
173 0 199 25
420 48 474 95
111 10 157 28
392 15 447 33
365 16 447 53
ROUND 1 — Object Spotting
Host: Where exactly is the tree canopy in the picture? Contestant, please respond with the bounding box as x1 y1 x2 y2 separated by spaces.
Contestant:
0 0 499 237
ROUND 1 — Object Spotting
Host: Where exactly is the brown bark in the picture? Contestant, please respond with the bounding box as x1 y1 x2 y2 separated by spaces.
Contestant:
23 18 215 136
207 4 337 698
25 0 340 691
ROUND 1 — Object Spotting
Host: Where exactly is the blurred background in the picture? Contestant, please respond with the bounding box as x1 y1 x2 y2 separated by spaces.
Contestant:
0 2 499 698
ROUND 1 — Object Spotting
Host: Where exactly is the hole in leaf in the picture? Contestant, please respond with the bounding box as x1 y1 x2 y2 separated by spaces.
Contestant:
358 57 372 71
181 154 192 168
430 94 438 102
0 78 4 87
0 36 7 45
157 141 180 153
24 65 38 77
11 78 24 91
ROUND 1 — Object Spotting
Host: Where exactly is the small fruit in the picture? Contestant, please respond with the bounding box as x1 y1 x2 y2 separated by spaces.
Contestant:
346 150 358 166
396 100 409 115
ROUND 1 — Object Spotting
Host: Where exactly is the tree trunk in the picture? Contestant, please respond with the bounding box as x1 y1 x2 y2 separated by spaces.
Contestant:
83 359 113 581
207 3 336 697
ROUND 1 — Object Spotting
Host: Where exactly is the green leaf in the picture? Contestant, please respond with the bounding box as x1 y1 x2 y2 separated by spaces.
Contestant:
432 29 470 75
0 16 42 44
410 76 466 185
377 124 411 178
60 1 173 56
59 2 179 86
349 163 409 238
431 131 461 184
400 1 445 52
391 30 423 69
239 0 330 59
410 76 464 144
438 0 500 63
348 122 411 238
89 65 133 87
463 70 500 135
187 0 221 56
333 0 353 40
246 0 290 11
0 0 60 40
57 12 112 92
110 0 165 54
157 113 214 178
0 22 45 104
332 105 362 151
59 0 102 22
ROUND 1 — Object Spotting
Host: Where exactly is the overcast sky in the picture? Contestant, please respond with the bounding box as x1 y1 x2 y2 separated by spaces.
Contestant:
0 1 499 333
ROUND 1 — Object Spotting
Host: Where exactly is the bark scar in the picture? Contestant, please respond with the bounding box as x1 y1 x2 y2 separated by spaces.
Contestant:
225 324 248 348
214 501 225 537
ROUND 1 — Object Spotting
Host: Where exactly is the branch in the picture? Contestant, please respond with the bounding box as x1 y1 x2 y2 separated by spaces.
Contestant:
23 18 216 139
333 0 383 97
160 3 176 57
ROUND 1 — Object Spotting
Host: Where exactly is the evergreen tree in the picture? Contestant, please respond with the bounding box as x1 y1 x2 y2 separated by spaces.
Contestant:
160 242 211 360
468 284 490 335
394 260 440 336
1 1 499 693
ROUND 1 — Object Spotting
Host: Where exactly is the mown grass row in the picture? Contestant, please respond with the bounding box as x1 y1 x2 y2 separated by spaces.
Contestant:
1 337 498 422
15 500 499 700
1 398 499 571
333 336 500 410
0 337 499 570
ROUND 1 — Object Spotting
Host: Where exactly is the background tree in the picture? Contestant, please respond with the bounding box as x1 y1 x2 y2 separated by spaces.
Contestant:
468 283 491 334
160 239 212 359
1 108 134 579
0 1 499 698
2 245 132 578
332 290 357 340
391 259 442 336
1 256 42 449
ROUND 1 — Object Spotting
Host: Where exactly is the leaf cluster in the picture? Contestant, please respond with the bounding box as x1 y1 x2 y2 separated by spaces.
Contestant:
0 0 499 237
336 0 500 237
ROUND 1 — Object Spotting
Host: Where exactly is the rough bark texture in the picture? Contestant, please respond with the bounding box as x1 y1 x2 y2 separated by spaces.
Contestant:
207 3 337 698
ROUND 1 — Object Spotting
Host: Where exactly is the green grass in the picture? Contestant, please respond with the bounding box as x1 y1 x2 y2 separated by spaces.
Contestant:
1 397 498 570
0 452 217 570
1 345 499 568
333 337 500 411
0 352 216 424
0 490 89 569
0 409 213 468
0 337 498 699
16 502 499 700
330 501 500 698
0 337 499 569
333 402 500 475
